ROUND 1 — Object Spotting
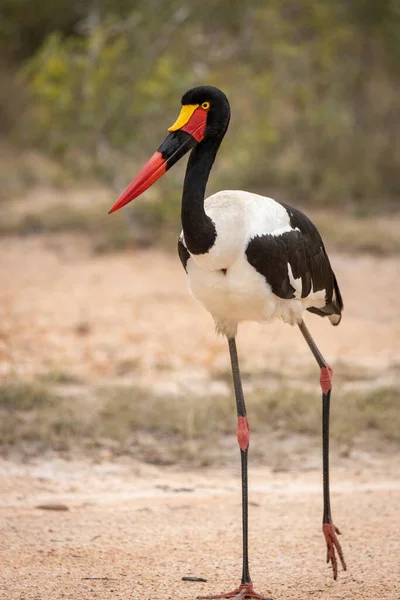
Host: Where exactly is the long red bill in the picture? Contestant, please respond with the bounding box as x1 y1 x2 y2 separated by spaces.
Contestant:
108 151 166 214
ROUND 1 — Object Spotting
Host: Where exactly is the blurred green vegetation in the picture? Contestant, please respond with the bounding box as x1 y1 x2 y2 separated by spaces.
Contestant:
1 0 400 210
0 199 137 252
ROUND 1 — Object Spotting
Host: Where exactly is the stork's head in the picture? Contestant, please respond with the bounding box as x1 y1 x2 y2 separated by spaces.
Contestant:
108 86 230 213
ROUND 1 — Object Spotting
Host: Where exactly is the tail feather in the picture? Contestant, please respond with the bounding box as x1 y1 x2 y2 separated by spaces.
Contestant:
329 312 342 326
332 271 343 312
329 271 343 325
307 271 343 326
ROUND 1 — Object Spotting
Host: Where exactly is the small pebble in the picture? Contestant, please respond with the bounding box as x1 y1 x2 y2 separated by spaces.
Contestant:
35 503 69 511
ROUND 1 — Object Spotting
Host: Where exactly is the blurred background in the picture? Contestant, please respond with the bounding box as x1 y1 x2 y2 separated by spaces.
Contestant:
1 0 399 466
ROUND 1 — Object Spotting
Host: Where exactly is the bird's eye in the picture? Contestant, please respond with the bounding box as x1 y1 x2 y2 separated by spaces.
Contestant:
201 101 211 110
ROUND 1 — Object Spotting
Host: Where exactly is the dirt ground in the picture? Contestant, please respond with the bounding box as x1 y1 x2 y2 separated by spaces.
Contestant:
1 456 399 600
1 235 400 386
1 235 400 599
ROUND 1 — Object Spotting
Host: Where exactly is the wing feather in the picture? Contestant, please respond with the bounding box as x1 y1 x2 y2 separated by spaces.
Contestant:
245 203 343 322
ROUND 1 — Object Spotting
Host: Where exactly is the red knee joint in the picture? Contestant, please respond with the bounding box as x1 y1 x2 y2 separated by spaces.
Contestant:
237 416 250 450
320 365 333 394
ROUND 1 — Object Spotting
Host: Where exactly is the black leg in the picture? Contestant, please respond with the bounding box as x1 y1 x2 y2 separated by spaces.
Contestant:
197 337 269 600
228 336 251 586
298 320 347 580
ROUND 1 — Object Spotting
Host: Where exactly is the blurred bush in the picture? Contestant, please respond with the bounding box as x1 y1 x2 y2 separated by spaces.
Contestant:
1 0 400 209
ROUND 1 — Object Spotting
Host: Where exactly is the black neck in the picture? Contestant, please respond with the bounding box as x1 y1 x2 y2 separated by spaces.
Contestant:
181 137 222 255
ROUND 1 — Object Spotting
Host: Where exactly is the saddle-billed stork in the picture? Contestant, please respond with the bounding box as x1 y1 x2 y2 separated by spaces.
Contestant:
108 86 346 600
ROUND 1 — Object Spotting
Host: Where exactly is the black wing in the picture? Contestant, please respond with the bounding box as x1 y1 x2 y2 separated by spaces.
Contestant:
245 203 343 323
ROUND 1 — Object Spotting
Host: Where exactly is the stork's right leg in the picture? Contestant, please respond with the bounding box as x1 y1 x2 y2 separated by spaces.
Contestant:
197 337 270 600
298 320 347 580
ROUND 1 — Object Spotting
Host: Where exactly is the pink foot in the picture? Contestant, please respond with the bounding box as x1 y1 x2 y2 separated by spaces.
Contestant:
197 582 272 600
323 522 347 580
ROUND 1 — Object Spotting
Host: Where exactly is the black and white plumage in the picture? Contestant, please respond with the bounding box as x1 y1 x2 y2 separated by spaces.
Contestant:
178 191 343 337
109 85 346 600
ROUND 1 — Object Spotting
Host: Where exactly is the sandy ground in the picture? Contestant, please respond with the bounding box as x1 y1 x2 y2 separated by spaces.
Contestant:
1 235 400 388
1 235 400 599
1 456 399 600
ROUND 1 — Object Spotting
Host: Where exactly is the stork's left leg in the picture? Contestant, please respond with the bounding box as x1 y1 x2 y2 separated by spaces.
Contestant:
197 337 271 600
298 320 347 580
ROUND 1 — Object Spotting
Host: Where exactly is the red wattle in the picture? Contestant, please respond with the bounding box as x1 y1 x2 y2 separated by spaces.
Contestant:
181 107 207 142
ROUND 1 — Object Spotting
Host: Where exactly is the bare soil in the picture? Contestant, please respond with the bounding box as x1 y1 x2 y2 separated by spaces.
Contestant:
1 235 400 386
1 456 399 600
1 234 400 599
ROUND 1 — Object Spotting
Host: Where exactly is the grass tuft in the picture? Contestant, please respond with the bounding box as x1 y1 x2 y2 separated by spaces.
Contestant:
2 192 400 256
0 202 135 253
0 382 56 411
38 369 82 385
0 379 399 463
312 212 400 256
